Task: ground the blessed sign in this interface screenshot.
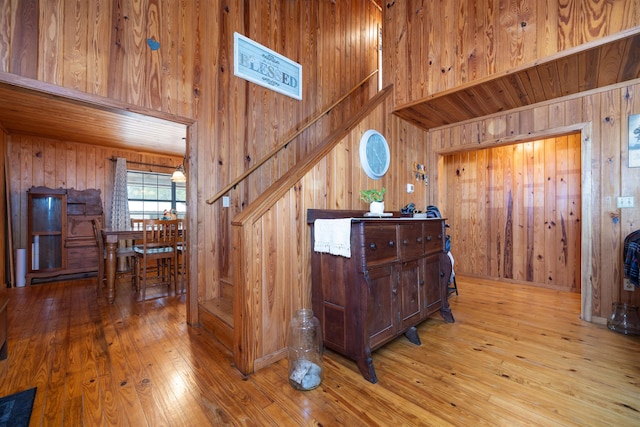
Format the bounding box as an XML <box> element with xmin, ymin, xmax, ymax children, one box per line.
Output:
<box><xmin>234</xmin><ymin>32</ymin><xmax>302</xmax><ymax>100</ymax></box>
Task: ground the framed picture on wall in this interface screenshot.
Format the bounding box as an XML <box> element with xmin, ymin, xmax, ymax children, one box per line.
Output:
<box><xmin>629</xmin><ymin>113</ymin><xmax>640</xmax><ymax>167</ymax></box>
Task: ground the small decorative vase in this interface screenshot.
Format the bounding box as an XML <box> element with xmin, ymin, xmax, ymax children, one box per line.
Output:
<box><xmin>369</xmin><ymin>201</ymin><xmax>385</xmax><ymax>215</ymax></box>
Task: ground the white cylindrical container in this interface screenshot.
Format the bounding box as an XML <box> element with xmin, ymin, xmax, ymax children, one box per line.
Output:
<box><xmin>33</xmin><ymin>235</ymin><xmax>39</xmax><ymax>270</ymax></box>
<box><xmin>15</xmin><ymin>248</ymin><xmax>26</xmax><ymax>287</ymax></box>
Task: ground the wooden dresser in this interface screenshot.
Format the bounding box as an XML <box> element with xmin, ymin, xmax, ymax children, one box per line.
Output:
<box><xmin>308</xmin><ymin>209</ymin><xmax>454</xmax><ymax>383</ymax></box>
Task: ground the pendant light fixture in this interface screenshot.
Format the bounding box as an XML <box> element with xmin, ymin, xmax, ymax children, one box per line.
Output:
<box><xmin>171</xmin><ymin>160</ymin><xmax>187</xmax><ymax>183</ymax></box>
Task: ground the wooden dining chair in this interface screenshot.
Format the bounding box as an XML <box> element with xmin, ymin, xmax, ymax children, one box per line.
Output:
<box><xmin>92</xmin><ymin>218</ymin><xmax>136</xmax><ymax>294</ymax></box>
<box><xmin>133</xmin><ymin>219</ymin><xmax>179</xmax><ymax>301</ymax></box>
<box><xmin>176</xmin><ymin>217</ymin><xmax>187</xmax><ymax>294</ymax></box>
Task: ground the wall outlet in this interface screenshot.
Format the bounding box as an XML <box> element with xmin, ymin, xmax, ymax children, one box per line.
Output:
<box><xmin>406</xmin><ymin>183</ymin><xmax>414</xmax><ymax>193</ymax></box>
<box><xmin>222</xmin><ymin>196</ymin><xmax>230</xmax><ymax>208</ymax></box>
<box><xmin>616</xmin><ymin>196</ymin><xmax>635</xmax><ymax>208</ymax></box>
<box><xmin>623</xmin><ymin>279</ymin><xmax>635</xmax><ymax>291</ymax></box>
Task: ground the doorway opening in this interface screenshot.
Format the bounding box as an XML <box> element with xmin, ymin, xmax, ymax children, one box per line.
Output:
<box><xmin>436</xmin><ymin>124</ymin><xmax>592</xmax><ymax>320</ymax></box>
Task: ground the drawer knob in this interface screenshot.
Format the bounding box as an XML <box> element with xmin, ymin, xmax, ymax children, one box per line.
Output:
<box><xmin>369</xmin><ymin>243</ymin><xmax>377</xmax><ymax>250</ymax></box>
<box><xmin>388</xmin><ymin>240</ymin><xmax>395</xmax><ymax>247</ymax></box>
<box><xmin>402</xmin><ymin>239</ymin><xmax>409</xmax><ymax>246</ymax></box>
<box><xmin>416</xmin><ymin>237</ymin><xmax>423</xmax><ymax>243</ymax></box>
<box><xmin>426</xmin><ymin>236</ymin><xmax>432</xmax><ymax>241</ymax></box>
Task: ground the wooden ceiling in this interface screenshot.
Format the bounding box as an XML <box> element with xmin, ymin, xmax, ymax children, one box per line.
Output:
<box><xmin>0</xmin><ymin>73</ymin><xmax>190</xmax><ymax>156</ymax></box>
<box><xmin>393</xmin><ymin>26</ymin><xmax>640</xmax><ymax>131</ymax></box>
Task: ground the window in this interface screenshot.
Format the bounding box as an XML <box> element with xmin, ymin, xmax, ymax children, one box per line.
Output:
<box><xmin>127</xmin><ymin>171</ymin><xmax>186</xmax><ymax>219</ymax></box>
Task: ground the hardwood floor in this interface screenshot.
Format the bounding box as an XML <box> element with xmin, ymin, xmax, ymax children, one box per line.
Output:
<box><xmin>0</xmin><ymin>276</ymin><xmax>639</xmax><ymax>426</ymax></box>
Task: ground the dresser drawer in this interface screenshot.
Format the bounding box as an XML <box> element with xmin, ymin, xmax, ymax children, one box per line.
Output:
<box><xmin>399</xmin><ymin>223</ymin><xmax>424</xmax><ymax>259</ymax></box>
<box><xmin>363</xmin><ymin>224</ymin><xmax>397</xmax><ymax>264</ymax></box>
<box><xmin>423</xmin><ymin>221</ymin><xmax>444</xmax><ymax>254</ymax></box>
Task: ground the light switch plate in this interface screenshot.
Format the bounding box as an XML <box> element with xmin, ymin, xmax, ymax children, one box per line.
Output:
<box><xmin>222</xmin><ymin>196</ymin><xmax>230</xmax><ymax>207</ymax></box>
<box><xmin>616</xmin><ymin>196</ymin><xmax>635</xmax><ymax>208</ymax></box>
<box><xmin>406</xmin><ymin>183</ymin><xmax>414</xmax><ymax>193</ymax></box>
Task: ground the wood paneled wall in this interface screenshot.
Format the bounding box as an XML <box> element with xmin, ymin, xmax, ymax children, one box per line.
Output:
<box><xmin>6</xmin><ymin>134</ymin><xmax>183</xmax><ymax>255</ymax></box>
<box><xmin>1</xmin><ymin>0</ymin><xmax>195</xmax><ymax>118</ymax></box>
<box><xmin>385</xmin><ymin>0</ymin><xmax>640</xmax><ymax>107</ymax></box>
<box><xmin>383</xmin><ymin>1</ymin><xmax>640</xmax><ymax>320</ymax></box>
<box><xmin>0</xmin><ymin>128</ymin><xmax>6</xmax><ymax>287</ymax></box>
<box><xmin>428</xmin><ymin>81</ymin><xmax>640</xmax><ymax>320</ymax></box>
<box><xmin>196</xmin><ymin>0</ymin><xmax>383</xmax><ymax>304</ymax></box>
<box><xmin>0</xmin><ymin>1</ymin><xmax>384</xmax><ymax>316</ymax></box>
<box><xmin>230</xmin><ymin>93</ymin><xmax>439</xmax><ymax>372</ymax></box>
<box><xmin>441</xmin><ymin>134</ymin><xmax>582</xmax><ymax>292</ymax></box>
<box><xmin>1</xmin><ymin>0</ymin><xmax>638</xmax><ymax>370</ymax></box>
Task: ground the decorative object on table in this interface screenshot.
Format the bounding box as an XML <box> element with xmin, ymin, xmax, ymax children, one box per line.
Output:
<box><xmin>359</xmin><ymin>129</ymin><xmax>390</xmax><ymax>179</ymax></box>
<box><xmin>401</xmin><ymin>202</ymin><xmax>416</xmax><ymax>215</ymax></box>
<box><xmin>162</xmin><ymin>209</ymin><xmax>178</xmax><ymax>220</ymax></box>
<box><xmin>287</xmin><ymin>309</ymin><xmax>323</xmax><ymax>390</ymax></box>
<box><xmin>0</xmin><ymin>387</ymin><xmax>36</xmax><ymax>427</ymax></box>
<box><xmin>360</xmin><ymin>187</ymin><xmax>386</xmax><ymax>215</ymax></box>
<box><xmin>313</xmin><ymin>218</ymin><xmax>352</xmax><ymax>258</ymax></box>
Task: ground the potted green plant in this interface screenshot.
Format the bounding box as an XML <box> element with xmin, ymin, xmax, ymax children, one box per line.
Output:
<box><xmin>360</xmin><ymin>188</ymin><xmax>386</xmax><ymax>214</ymax></box>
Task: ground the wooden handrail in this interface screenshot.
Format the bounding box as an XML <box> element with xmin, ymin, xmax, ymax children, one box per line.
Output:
<box><xmin>206</xmin><ymin>70</ymin><xmax>379</xmax><ymax>204</ymax></box>
<box><xmin>231</xmin><ymin>84</ymin><xmax>393</xmax><ymax>225</ymax></box>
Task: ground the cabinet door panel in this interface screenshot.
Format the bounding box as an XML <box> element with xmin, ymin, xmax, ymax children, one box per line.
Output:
<box><xmin>423</xmin><ymin>253</ymin><xmax>443</xmax><ymax>315</ymax></box>
<box><xmin>28</xmin><ymin>191</ymin><xmax>66</xmax><ymax>273</ymax></box>
<box><xmin>367</xmin><ymin>265</ymin><xmax>395</xmax><ymax>349</ymax></box>
<box><xmin>399</xmin><ymin>259</ymin><xmax>421</xmax><ymax>329</ymax></box>
<box><xmin>66</xmin><ymin>247</ymin><xmax>99</xmax><ymax>270</ymax></box>
<box><xmin>36</xmin><ymin>235</ymin><xmax>63</xmax><ymax>270</ymax></box>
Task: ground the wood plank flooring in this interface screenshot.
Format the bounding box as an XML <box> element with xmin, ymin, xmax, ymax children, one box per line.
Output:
<box><xmin>0</xmin><ymin>276</ymin><xmax>639</xmax><ymax>426</ymax></box>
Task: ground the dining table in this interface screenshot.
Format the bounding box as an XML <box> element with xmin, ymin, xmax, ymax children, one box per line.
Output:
<box><xmin>101</xmin><ymin>227</ymin><xmax>143</xmax><ymax>304</ymax></box>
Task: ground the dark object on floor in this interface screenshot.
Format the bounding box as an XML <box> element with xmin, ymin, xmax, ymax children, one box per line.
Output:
<box><xmin>0</xmin><ymin>387</ymin><xmax>36</xmax><ymax>427</ymax></box>
<box><xmin>623</xmin><ymin>229</ymin><xmax>640</xmax><ymax>287</ymax></box>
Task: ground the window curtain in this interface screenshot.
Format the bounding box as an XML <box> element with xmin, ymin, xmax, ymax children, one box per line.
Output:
<box><xmin>110</xmin><ymin>157</ymin><xmax>130</xmax><ymax>228</ymax></box>
<box><xmin>110</xmin><ymin>158</ymin><xmax>131</xmax><ymax>271</ymax></box>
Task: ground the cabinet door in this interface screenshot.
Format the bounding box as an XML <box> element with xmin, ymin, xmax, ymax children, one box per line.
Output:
<box><xmin>366</xmin><ymin>265</ymin><xmax>396</xmax><ymax>349</ymax></box>
<box><xmin>422</xmin><ymin>253</ymin><xmax>443</xmax><ymax>315</ymax></box>
<box><xmin>28</xmin><ymin>193</ymin><xmax>66</xmax><ymax>272</ymax></box>
<box><xmin>399</xmin><ymin>259</ymin><xmax>422</xmax><ymax>330</ymax></box>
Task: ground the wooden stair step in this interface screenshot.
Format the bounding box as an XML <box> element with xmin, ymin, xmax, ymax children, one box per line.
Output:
<box><xmin>199</xmin><ymin>296</ymin><xmax>233</xmax><ymax>350</ymax></box>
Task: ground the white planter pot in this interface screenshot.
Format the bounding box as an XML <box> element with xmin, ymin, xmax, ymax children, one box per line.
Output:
<box><xmin>369</xmin><ymin>201</ymin><xmax>385</xmax><ymax>214</ymax></box>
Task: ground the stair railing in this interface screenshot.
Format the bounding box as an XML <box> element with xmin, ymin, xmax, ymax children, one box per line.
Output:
<box><xmin>206</xmin><ymin>69</ymin><xmax>378</xmax><ymax>205</ymax></box>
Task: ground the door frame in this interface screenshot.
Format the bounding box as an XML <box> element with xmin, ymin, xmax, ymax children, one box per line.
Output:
<box><xmin>433</xmin><ymin>123</ymin><xmax>593</xmax><ymax>321</ymax></box>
